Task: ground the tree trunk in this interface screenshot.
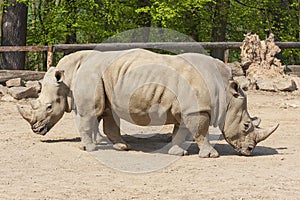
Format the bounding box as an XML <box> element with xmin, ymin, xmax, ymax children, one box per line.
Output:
<box><xmin>211</xmin><ymin>0</ymin><xmax>230</xmax><ymax>61</ymax></box>
<box><xmin>66</xmin><ymin>0</ymin><xmax>76</xmax><ymax>44</ymax></box>
<box><xmin>131</xmin><ymin>0</ymin><xmax>151</xmax><ymax>42</ymax></box>
<box><xmin>1</xmin><ymin>1</ymin><xmax>28</xmax><ymax>70</ymax></box>
<box><xmin>298</xmin><ymin>0</ymin><xmax>300</xmax><ymax>39</ymax></box>
<box><xmin>64</xmin><ymin>0</ymin><xmax>77</xmax><ymax>55</ymax></box>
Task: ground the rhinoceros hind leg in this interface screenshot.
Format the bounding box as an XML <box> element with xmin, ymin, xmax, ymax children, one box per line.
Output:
<box><xmin>168</xmin><ymin>124</ymin><xmax>189</xmax><ymax>156</ymax></box>
<box><xmin>103</xmin><ymin>111</ymin><xmax>130</xmax><ymax>151</ymax></box>
<box><xmin>93</xmin><ymin>128</ymin><xmax>109</xmax><ymax>145</ymax></box>
<box><xmin>113</xmin><ymin>143</ymin><xmax>131</xmax><ymax>151</ymax></box>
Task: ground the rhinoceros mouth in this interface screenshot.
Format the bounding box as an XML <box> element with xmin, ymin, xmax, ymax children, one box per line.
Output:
<box><xmin>240</xmin><ymin>146</ymin><xmax>254</xmax><ymax>156</ymax></box>
<box><xmin>33</xmin><ymin>126</ymin><xmax>48</xmax><ymax>135</ymax></box>
<box><xmin>32</xmin><ymin>121</ymin><xmax>49</xmax><ymax>135</ymax></box>
<box><xmin>32</xmin><ymin>125</ymin><xmax>48</xmax><ymax>135</ymax></box>
<box><xmin>237</xmin><ymin>144</ymin><xmax>255</xmax><ymax>156</ymax></box>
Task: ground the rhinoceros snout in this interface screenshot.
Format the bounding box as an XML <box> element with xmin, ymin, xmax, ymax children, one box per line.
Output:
<box><xmin>239</xmin><ymin>124</ymin><xmax>279</xmax><ymax>156</ymax></box>
<box><xmin>33</xmin><ymin>125</ymin><xmax>48</xmax><ymax>135</ymax></box>
<box><xmin>240</xmin><ymin>144</ymin><xmax>255</xmax><ymax>156</ymax></box>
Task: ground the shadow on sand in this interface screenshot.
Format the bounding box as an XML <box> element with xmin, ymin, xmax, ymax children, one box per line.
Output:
<box><xmin>214</xmin><ymin>144</ymin><xmax>278</xmax><ymax>157</ymax></box>
<box><xmin>107</xmin><ymin>133</ymin><xmax>279</xmax><ymax>157</ymax></box>
<box><xmin>41</xmin><ymin>137</ymin><xmax>81</xmax><ymax>143</ymax></box>
<box><xmin>41</xmin><ymin>133</ymin><xmax>279</xmax><ymax>157</ymax></box>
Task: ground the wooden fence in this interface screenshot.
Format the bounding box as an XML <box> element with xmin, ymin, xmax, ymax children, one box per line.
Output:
<box><xmin>1</xmin><ymin>42</ymin><xmax>300</xmax><ymax>70</ymax></box>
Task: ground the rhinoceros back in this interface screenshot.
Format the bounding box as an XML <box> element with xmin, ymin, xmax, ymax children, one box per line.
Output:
<box><xmin>100</xmin><ymin>49</ymin><xmax>214</xmax><ymax>126</ymax></box>
<box><xmin>71</xmin><ymin>49</ymin><xmax>229</xmax><ymax>128</ymax></box>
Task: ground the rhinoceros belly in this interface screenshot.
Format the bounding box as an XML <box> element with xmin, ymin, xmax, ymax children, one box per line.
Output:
<box><xmin>110</xmin><ymin>83</ymin><xmax>178</xmax><ymax>126</ymax></box>
<box><xmin>101</xmin><ymin>49</ymin><xmax>213</xmax><ymax>127</ymax></box>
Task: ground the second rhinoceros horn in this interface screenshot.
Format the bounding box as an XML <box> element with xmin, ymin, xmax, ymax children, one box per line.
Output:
<box><xmin>17</xmin><ymin>104</ymin><xmax>34</xmax><ymax>124</ymax></box>
<box><xmin>255</xmin><ymin>124</ymin><xmax>279</xmax><ymax>143</ymax></box>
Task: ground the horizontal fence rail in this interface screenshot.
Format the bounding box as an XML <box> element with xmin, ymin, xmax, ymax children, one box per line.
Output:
<box><xmin>53</xmin><ymin>42</ymin><xmax>300</xmax><ymax>51</ymax></box>
<box><xmin>53</xmin><ymin>42</ymin><xmax>243</xmax><ymax>52</ymax></box>
<box><xmin>0</xmin><ymin>42</ymin><xmax>300</xmax><ymax>69</ymax></box>
<box><xmin>0</xmin><ymin>46</ymin><xmax>49</xmax><ymax>52</ymax></box>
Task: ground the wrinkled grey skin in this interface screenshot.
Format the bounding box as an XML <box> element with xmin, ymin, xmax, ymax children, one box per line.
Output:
<box><xmin>18</xmin><ymin>49</ymin><xmax>278</xmax><ymax>158</ymax></box>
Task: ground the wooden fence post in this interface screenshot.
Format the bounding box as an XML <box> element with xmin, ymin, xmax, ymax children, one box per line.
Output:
<box><xmin>47</xmin><ymin>46</ymin><xmax>54</xmax><ymax>70</ymax></box>
<box><xmin>224</xmin><ymin>49</ymin><xmax>229</xmax><ymax>63</ymax></box>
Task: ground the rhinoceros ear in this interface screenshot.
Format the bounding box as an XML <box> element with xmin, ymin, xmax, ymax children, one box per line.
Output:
<box><xmin>55</xmin><ymin>70</ymin><xmax>64</xmax><ymax>83</ymax></box>
<box><xmin>229</xmin><ymin>81</ymin><xmax>239</xmax><ymax>97</ymax></box>
<box><xmin>229</xmin><ymin>80</ymin><xmax>244</xmax><ymax>98</ymax></box>
<box><xmin>44</xmin><ymin>68</ymin><xmax>64</xmax><ymax>86</ymax></box>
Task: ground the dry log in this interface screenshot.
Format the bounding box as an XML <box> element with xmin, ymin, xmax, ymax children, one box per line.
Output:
<box><xmin>0</xmin><ymin>70</ymin><xmax>45</xmax><ymax>85</ymax></box>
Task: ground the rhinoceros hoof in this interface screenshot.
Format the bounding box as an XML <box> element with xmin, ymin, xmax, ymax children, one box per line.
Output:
<box><xmin>168</xmin><ymin>145</ymin><xmax>188</xmax><ymax>156</ymax></box>
<box><xmin>113</xmin><ymin>143</ymin><xmax>131</xmax><ymax>151</ymax></box>
<box><xmin>199</xmin><ymin>147</ymin><xmax>219</xmax><ymax>158</ymax></box>
<box><xmin>80</xmin><ymin>143</ymin><xmax>97</xmax><ymax>152</ymax></box>
<box><xmin>94</xmin><ymin>137</ymin><xmax>108</xmax><ymax>145</ymax></box>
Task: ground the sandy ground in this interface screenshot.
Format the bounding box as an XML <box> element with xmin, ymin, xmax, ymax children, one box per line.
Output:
<box><xmin>0</xmin><ymin>90</ymin><xmax>300</xmax><ymax>199</ymax></box>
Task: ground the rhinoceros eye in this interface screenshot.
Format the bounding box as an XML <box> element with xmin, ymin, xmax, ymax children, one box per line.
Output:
<box><xmin>46</xmin><ymin>104</ymin><xmax>53</xmax><ymax>112</ymax></box>
<box><xmin>243</xmin><ymin>121</ymin><xmax>252</xmax><ymax>133</ymax></box>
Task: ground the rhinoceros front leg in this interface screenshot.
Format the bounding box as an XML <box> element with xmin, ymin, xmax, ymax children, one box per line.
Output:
<box><xmin>168</xmin><ymin>124</ymin><xmax>189</xmax><ymax>156</ymax></box>
<box><xmin>75</xmin><ymin>115</ymin><xmax>98</xmax><ymax>152</ymax></box>
<box><xmin>103</xmin><ymin>111</ymin><xmax>131</xmax><ymax>151</ymax></box>
<box><xmin>185</xmin><ymin>112</ymin><xmax>219</xmax><ymax>158</ymax></box>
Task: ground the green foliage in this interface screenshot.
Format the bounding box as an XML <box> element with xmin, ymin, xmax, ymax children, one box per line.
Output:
<box><xmin>227</xmin><ymin>0</ymin><xmax>300</xmax><ymax>63</ymax></box>
<box><xmin>136</xmin><ymin>0</ymin><xmax>213</xmax><ymax>41</ymax></box>
<box><xmin>3</xmin><ymin>0</ymin><xmax>299</xmax><ymax>69</ymax></box>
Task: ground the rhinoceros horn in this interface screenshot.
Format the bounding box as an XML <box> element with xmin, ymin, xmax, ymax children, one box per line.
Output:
<box><xmin>17</xmin><ymin>104</ymin><xmax>34</xmax><ymax>124</ymax></box>
<box><xmin>255</xmin><ymin>124</ymin><xmax>279</xmax><ymax>143</ymax></box>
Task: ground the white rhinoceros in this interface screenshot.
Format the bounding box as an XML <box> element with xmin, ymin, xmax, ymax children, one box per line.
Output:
<box><xmin>18</xmin><ymin>49</ymin><xmax>278</xmax><ymax>157</ymax></box>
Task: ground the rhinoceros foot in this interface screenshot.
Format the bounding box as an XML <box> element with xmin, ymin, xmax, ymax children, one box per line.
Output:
<box><xmin>93</xmin><ymin>133</ymin><xmax>108</xmax><ymax>145</ymax></box>
<box><xmin>199</xmin><ymin>147</ymin><xmax>219</xmax><ymax>158</ymax></box>
<box><xmin>168</xmin><ymin>145</ymin><xmax>188</xmax><ymax>156</ymax></box>
<box><xmin>80</xmin><ymin>143</ymin><xmax>97</xmax><ymax>152</ymax></box>
<box><xmin>113</xmin><ymin>143</ymin><xmax>131</xmax><ymax>151</ymax></box>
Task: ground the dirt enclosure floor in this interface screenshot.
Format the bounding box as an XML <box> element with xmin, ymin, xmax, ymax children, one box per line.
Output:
<box><xmin>0</xmin><ymin>90</ymin><xmax>300</xmax><ymax>199</ymax></box>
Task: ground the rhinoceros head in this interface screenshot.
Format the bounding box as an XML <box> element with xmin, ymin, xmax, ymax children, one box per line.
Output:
<box><xmin>222</xmin><ymin>81</ymin><xmax>279</xmax><ymax>156</ymax></box>
<box><xmin>17</xmin><ymin>67</ymin><xmax>69</xmax><ymax>135</ymax></box>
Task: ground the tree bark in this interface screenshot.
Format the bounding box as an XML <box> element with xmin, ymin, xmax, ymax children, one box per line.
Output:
<box><xmin>298</xmin><ymin>0</ymin><xmax>300</xmax><ymax>39</ymax></box>
<box><xmin>64</xmin><ymin>0</ymin><xmax>77</xmax><ymax>55</ymax></box>
<box><xmin>66</xmin><ymin>0</ymin><xmax>76</xmax><ymax>44</ymax></box>
<box><xmin>211</xmin><ymin>0</ymin><xmax>230</xmax><ymax>61</ymax></box>
<box><xmin>1</xmin><ymin>1</ymin><xmax>28</xmax><ymax>70</ymax></box>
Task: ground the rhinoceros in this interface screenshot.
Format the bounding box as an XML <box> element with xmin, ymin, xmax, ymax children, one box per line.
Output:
<box><xmin>18</xmin><ymin>49</ymin><xmax>278</xmax><ymax>157</ymax></box>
